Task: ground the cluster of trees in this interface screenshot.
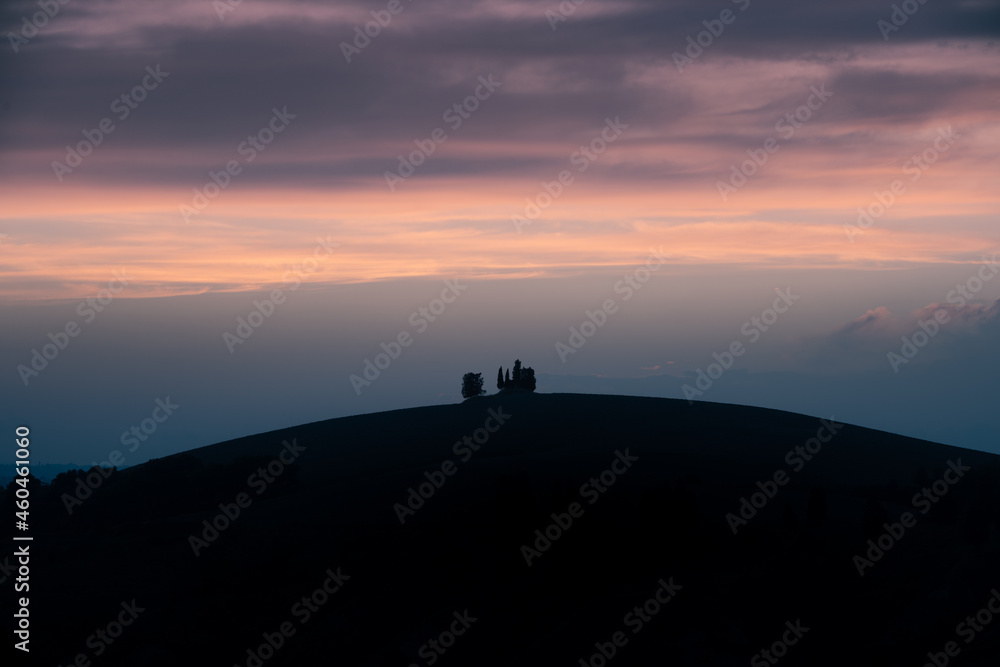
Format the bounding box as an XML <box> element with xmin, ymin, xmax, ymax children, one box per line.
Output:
<box><xmin>461</xmin><ymin>359</ymin><xmax>536</xmax><ymax>399</ymax></box>
<box><xmin>498</xmin><ymin>359</ymin><xmax>536</xmax><ymax>392</ymax></box>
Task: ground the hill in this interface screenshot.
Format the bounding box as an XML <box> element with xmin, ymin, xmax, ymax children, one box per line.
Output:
<box><xmin>4</xmin><ymin>394</ymin><xmax>999</xmax><ymax>666</ymax></box>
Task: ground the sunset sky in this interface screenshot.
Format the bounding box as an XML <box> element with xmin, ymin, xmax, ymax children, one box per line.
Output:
<box><xmin>2</xmin><ymin>0</ymin><xmax>999</xmax><ymax>464</ymax></box>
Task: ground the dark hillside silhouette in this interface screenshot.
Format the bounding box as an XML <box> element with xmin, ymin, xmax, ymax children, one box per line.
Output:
<box><xmin>5</xmin><ymin>394</ymin><xmax>999</xmax><ymax>666</ymax></box>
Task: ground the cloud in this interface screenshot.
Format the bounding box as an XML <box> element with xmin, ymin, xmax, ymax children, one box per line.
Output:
<box><xmin>837</xmin><ymin>306</ymin><xmax>896</xmax><ymax>336</ymax></box>
<box><xmin>1</xmin><ymin>0</ymin><xmax>999</xmax><ymax>299</ymax></box>
<box><xmin>789</xmin><ymin>295</ymin><xmax>1000</xmax><ymax>375</ymax></box>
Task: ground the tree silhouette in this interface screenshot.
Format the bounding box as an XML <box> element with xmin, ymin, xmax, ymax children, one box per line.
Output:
<box><xmin>497</xmin><ymin>360</ymin><xmax>537</xmax><ymax>392</ymax></box>
<box><xmin>520</xmin><ymin>367</ymin><xmax>536</xmax><ymax>391</ymax></box>
<box><xmin>464</xmin><ymin>361</ymin><xmax>537</xmax><ymax>397</ymax></box>
<box><xmin>462</xmin><ymin>372</ymin><xmax>484</xmax><ymax>399</ymax></box>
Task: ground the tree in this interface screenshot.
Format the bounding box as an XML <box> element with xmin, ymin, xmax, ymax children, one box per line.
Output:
<box><xmin>461</xmin><ymin>372</ymin><xmax>484</xmax><ymax>399</ymax></box>
<box><xmin>520</xmin><ymin>367</ymin><xmax>536</xmax><ymax>391</ymax></box>
<box><xmin>495</xmin><ymin>360</ymin><xmax>538</xmax><ymax>392</ymax></box>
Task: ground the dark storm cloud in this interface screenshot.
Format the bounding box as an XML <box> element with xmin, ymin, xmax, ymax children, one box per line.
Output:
<box><xmin>1</xmin><ymin>0</ymin><xmax>997</xmax><ymax>185</ymax></box>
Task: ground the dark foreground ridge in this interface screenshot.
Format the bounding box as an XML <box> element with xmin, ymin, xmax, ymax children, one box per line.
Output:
<box><xmin>4</xmin><ymin>394</ymin><xmax>999</xmax><ymax>666</ymax></box>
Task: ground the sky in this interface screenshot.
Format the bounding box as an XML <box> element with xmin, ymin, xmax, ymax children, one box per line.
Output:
<box><xmin>1</xmin><ymin>0</ymin><xmax>999</xmax><ymax>466</ymax></box>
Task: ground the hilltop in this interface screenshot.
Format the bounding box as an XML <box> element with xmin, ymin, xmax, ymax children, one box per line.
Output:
<box><xmin>4</xmin><ymin>394</ymin><xmax>999</xmax><ymax>666</ymax></box>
